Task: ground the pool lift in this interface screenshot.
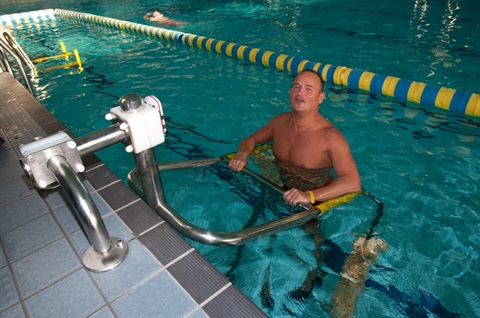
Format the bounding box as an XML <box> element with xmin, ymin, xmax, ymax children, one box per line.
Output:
<box><xmin>18</xmin><ymin>92</ymin><xmax>364</xmax><ymax>273</ymax></box>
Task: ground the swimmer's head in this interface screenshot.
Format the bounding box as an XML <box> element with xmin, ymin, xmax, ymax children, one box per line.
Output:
<box><xmin>144</xmin><ymin>10</ymin><xmax>163</xmax><ymax>20</ymax></box>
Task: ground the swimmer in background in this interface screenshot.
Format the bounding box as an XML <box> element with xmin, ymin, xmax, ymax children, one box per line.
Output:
<box><xmin>143</xmin><ymin>10</ymin><xmax>187</xmax><ymax>26</ymax></box>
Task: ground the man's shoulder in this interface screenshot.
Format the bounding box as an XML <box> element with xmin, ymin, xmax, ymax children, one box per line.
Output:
<box><xmin>270</xmin><ymin>112</ymin><xmax>292</xmax><ymax>124</ymax></box>
<box><xmin>323</xmin><ymin>124</ymin><xmax>343</xmax><ymax>135</ymax></box>
<box><xmin>322</xmin><ymin>124</ymin><xmax>350</xmax><ymax>147</ymax></box>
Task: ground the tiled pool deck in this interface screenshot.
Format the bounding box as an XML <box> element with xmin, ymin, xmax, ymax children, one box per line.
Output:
<box><xmin>0</xmin><ymin>72</ymin><xmax>267</xmax><ymax>317</ymax></box>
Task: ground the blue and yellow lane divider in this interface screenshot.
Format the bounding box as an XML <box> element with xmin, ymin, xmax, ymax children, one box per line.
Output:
<box><xmin>0</xmin><ymin>9</ymin><xmax>55</xmax><ymax>27</ymax></box>
<box><xmin>1</xmin><ymin>9</ymin><xmax>479</xmax><ymax>117</ymax></box>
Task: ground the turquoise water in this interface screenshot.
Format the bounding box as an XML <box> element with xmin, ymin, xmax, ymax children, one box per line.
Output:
<box><xmin>2</xmin><ymin>0</ymin><xmax>480</xmax><ymax>317</ymax></box>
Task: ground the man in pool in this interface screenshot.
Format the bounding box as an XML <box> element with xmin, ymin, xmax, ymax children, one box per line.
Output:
<box><xmin>228</xmin><ymin>69</ymin><xmax>361</xmax><ymax>204</ymax></box>
<box><xmin>143</xmin><ymin>10</ymin><xmax>186</xmax><ymax>26</ymax></box>
<box><xmin>229</xmin><ymin>69</ymin><xmax>387</xmax><ymax>317</ymax></box>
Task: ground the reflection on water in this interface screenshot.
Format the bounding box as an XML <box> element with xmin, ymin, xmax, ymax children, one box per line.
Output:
<box><xmin>331</xmin><ymin>236</ymin><xmax>388</xmax><ymax>318</ymax></box>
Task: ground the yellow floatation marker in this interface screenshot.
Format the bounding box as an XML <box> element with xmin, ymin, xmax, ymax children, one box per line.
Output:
<box><xmin>33</xmin><ymin>41</ymin><xmax>72</xmax><ymax>63</ymax></box>
<box><xmin>42</xmin><ymin>48</ymin><xmax>84</xmax><ymax>73</ymax></box>
<box><xmin>60</xmin><ymin>41</ymin><xmax>69</xmax><ymax>60</ymax></box>
<box><xmin>74</xmin><ymin>49</ymin><xmax>83</xmax><ymax>73</ymax></box>
<box><xmin>315</xmin><ymin>191</ymin><xmax>363</xmax><ymax>215</ymax></box>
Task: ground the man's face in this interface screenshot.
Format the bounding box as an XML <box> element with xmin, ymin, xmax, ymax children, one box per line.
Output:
<box><xmin>289</xmin><ymin>72</ymin><xmax>325</xmax><ymax>112</ymax></box>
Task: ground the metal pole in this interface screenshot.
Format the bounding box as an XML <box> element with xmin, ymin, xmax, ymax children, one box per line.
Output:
<box><xmin>3</xmin><ymin>32</ymin><xmax>36</xmax><ymax>74</ymax></box>
<box><xmin>47</xmin><ymin>155</ymin><xmax>111</xmax><ymax>252</ymax></box>
<box><xmin>0</xmin><ymin>40</ymin><xmax>34</xmax><ymax>96</ymax></box>
<box><xmin>133</xmin><ymin>148</ymin><xmax>166</xmax><ymax>208</ymax></box>
<box><xmin>47</xmin><ymin>155</ymin><xmax>128</xmax><ymax>272</ymax></box>
<box><xmin>0</xmin><ymin>46</ymin><xmax>13</xmax><ymax>74</ymax></box>
<box><xmin>75</xmin><ymin>124</ymin><xmax>128</xmax><ymax>156</ymax></box>
<box><xmin>155</xmin><ymin>200</ymin><xmax>319</xmax><ymax>246</ymax></box>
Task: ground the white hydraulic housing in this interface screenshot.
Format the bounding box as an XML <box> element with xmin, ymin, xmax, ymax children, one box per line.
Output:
<box><xmin>106</xmin><ymin>93</ymin><xmax>166</xmax><ymax>154</ymax></box>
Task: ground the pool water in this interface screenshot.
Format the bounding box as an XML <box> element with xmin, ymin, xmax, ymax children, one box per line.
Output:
<box><xmin>3</xmin><ymin>0</ymin><xmax>480</xmax><ymax>317</ymax></box>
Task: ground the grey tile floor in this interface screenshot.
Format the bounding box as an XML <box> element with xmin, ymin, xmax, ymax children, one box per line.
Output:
<box><xmin>0</xmin><ymin>72</ymin><xmax>267</xmax><ymax>317</ymax></box>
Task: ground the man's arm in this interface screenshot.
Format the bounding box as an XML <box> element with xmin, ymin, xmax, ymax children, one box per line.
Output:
<box><xmin>284</xmin><ymin>128</ymin><xmax>361</xmax><ymax>205</ymax></box>
<box><xmin>228</xmin><ymin>118</ymin><xmax>277</xmax><ymax>172</ymax></box>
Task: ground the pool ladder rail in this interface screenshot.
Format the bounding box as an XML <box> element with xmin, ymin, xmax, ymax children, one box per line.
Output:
<box><xmin>0</xmin><ymin>29</ymin><xmax>36</xmax><ymax>96</ymax></box>
<box><xmin>0</xmin><ymin>32</ymin><xmax>84</xmax><ymax>98</ymax></box>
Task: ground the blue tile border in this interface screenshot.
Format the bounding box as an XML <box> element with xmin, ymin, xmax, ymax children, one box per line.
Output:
<box><xmin>11</xmin><ymin>238</ymin><xmax>82</xmax><ymax>298</ymax></box>
<box><xmin>0</xmin><ymin>148</ymin><xmax>19</xmax><ymax>167</ymax></box>
<box><xmin>187</xmin><ymin>308</ymin><xmax>209</xmax><ymax>318</ymax></box>
<box><xmin>0</xmin><ymin>303</ymin><xmax>26</xmax><ymax>318</ymax></box>
<box><xmin>24</xmin><ymin>269</ymin><xmax>105</xmax><ymax>317</ymax></box>
<box><xmin>88</xmin><ymin>306</ymin><xmax>115</xmax><ymax>318</ymax></box>
<box><xmin>53</xmin><ymin>204</ymin><xmax>83</xmax><ymax>235</ymax></box>
<box><xmin>0</xmin><ymin>178</ymin><xmax>36</xmax><ymax>208</ymax></box>
<box><xmin>90</xmin><ymin>240</ymin><xmax>163</xmax><ymax>302</ymax></box>
<box><xmin>0</xmin><ymin>245</ymin><xmax>6</xmax><ymax>268</ymax></box>
<box><xmin>111</xmin><ymin>270</ymin><xmax>198</xmax><ymax>318</ymax></box>
<box><xmin>0</xmin><ymin>160</ymin><xmax>25</xmax><ymax>185</ymax></box>
<box><xmin>68</xmin><ymin>229</ymin><xmax>92</xmax><ymax>258</ymax></box>
<box><xmin>0</xmin><ymin>193</ymin><xmax>49</xmax><ymax>235</ymax></box>
<box><xmin>1</xmin><ymin>214</ymin><xmax>64</xmax><ymax>262</ymax></box>
<box><xmin>0</xmin><ymin>266</ymin><xmax>19</xmax><ymax>312</ymax></box>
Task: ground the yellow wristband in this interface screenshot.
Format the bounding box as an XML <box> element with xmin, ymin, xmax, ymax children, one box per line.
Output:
<box><xmin>307</xmin><ymin>191</ymin><xmax>315</xmax><ymax>204</ymax></box>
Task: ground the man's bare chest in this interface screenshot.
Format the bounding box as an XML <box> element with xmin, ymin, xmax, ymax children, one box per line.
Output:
<box><xmin>273</xmin><ymin>131</ymin><xmax>331</xmax><ymax>169</ymax></box>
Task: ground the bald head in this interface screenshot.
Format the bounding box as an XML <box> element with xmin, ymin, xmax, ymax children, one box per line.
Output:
<box><xmin>293</xmin><ymin>69</ymin><xmax>325</xmax><ymax>93</ymax></box>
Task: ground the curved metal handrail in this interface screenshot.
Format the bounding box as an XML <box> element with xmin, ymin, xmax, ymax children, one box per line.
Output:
<box><xmin>0</xmin><ymin>36</ymin><xmax>35</xmax><ymax>96</ymax></box>
<box><xmin>0</xmin><ymin>45</ymin><xmax>12</xmax><ymax>73</ymax></box>
<box><xmin>127</xmin><ymin>154</ymin><xmax>361</xmax><ymax>246</ymax></box>
<box><xmin>2</xmin><ymin>32</ymin><xmax>36</xmax><ymax>76</ymax></box>
<box><xmin>47</xmin><ymin>155</ymin><xmax>112</xmax><ymax>253</ymax></box>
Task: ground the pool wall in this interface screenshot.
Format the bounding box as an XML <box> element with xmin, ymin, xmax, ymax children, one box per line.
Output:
<box><xmin>1</xmin><ymin>8</ymin><xmax>478</xmax><ymax>117</ymax></box>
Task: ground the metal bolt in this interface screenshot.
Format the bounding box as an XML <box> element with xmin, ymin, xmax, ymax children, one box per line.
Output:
<box><xmin>119</xmin><ymin>93</ymin><xmax>143</xmax><ymax>112</ymax></box>
<box><xmin>116</xmin><ymin>239</ymin><xmax>124</xmax><ymax>248</ymax></box>
<box><xmin>66</xmin><ymin>140</ymin><xmax>77</xmax><ymax>149</ymax></box>
<box><xmin>37</xmin><ymin>179</ymin><xmax>47</xmax><ymax>188</ymax></box>
<box><xmin>75</xmin><ymin>163</ymin><xmax>85</xmax><ymax>173</ymax></box>
<box><xmin>27</xmin><ymin>155</ymin><xmax>35</xmax><ymax>164</ymax></box>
